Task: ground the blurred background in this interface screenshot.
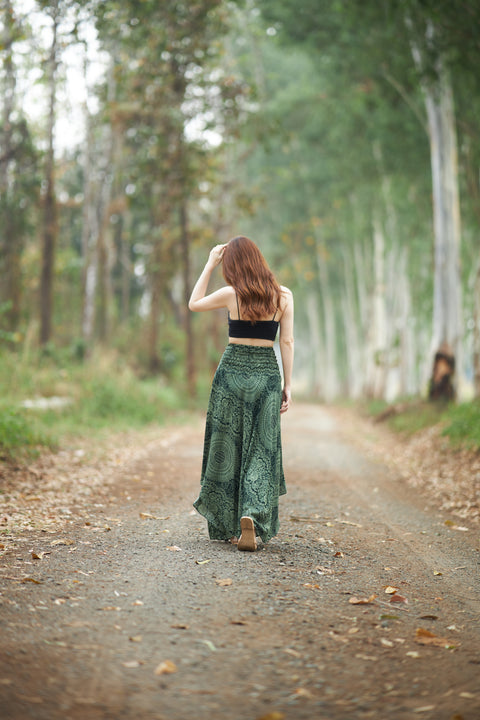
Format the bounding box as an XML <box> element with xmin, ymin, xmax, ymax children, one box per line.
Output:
<box><xmin>1</xmin><ymin>0</ymin><xmax>480</xmax><ymax>454</ymax></box>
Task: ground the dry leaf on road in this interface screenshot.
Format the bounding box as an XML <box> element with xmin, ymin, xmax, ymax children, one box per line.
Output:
<box><xmin>349</xmin><ymin>594</ymin><xmax>376</xmax><ymax>605</ymax></box>
<box><xmin>415</xmin><ymin>628</ymin><xmax>458</xmax><ymax>648</ymax></box>
<box><xmin>154</xmin><ymin>660</ymin><xmax>177</xmax><ymax>676</ymax></box>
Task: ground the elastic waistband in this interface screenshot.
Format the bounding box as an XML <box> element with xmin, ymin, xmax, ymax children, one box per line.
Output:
<box><xmin>225</xmin><ymin>343</ymin><xmax>275</xmax><ymax>355</ymax></box>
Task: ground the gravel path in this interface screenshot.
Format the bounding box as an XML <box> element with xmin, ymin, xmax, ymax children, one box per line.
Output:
<box><xmin>1</xmin><ymin>404</ymin><xmax>479</xmax><ymax>720</ymax></box>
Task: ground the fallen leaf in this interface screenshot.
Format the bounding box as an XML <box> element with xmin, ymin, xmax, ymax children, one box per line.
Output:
<box><xmin>354</xmin><ymin>654</ymin><xmax>378</xmax><ymax>661</ymax></box>
<box><xmin>419</xmin><ymin>615</ymin><xmax>438</xmax><ymax>620</ymax></box>
<box><xmin>230</xmin><ymin>620</ymin><xmax>248</xmax><ymax>626</ymax></box>
<box><xmin>129</xmin><ymin>635</ymin><xmax>143</xmax><ymax>643</ymax></box>
<box><xmin>166</xmin><ymin>546</ymin><xmax>182</xmax><ymax>552</ymax></box>
<box><xmin>406</xmin><ymin>651</ymin><xmax>420</xmax><ymax>658</ymax></box>
<box><xmin>132</xmin><ymin>600</ymin><xmax>144</xmax><ymax>606</ymax></box>
<box><xmin>459</xmin><ymin>692</ymin><xmax>475</xmax><ymax>699</ymax></box>
<box><xmin>101</xmin><ymin>606</ymin><xmax>121</xmax><ymax>611</ymax></box>
<box><xmin>380</xmin><ymin>638</ymin><xmax>394</xmax><ymax>647</ymax></box>
<box><xmin>154</xmin><ymin>660</ymin><xmax>178</xmax><ymax>676</ymax></box>
<box><xmin>139</xmin><ymin>512</ymin><xmax>157</xmax><ymax>520</ymax></box>
<box><xmin>216</xmin><ymin>578</ymin><xmax>232</xmax><ymax>587</ymax></box>
<box><xmin>415</xmin><ymin>627</ymin><xmax>458</xmax><ymax>648</ymax></box>
<box><xmin>199</xmin><ymin>640</ymin><xmax>216</xmax><ymax>652</ymax></box>
<box><xmin>21</xmin><ymin>577</ymin><xmax>42</xmax><ymax>584</ymax></box>
<box><xmin>255</xmin><ymin>713</ymin><xmax>285</xmax><ymax>720</ymax></box>
<box><xmin>31</xmin><ymin>551</ymin><xmax>47</xmax><ymax>560</ymax></box>
<box><xmin>384</xmin><ymin>586</ymin><xmax>399</xmax><ymax>594</ymax></box>
<box><xmin>413</xmin><ymin>706</ymin><xmax>436</xmax><ymax>713</ymax></box>
<box><xmin>317</xmin><ymin>566</ymin><xmax>334</xmax><ymax>575</ymax></box>
<box><xmin>334</xmin><ymin>551</ymin><xmax>344</xmax><ymax>558</ymax></box>
<box><xmin>294</xmin><ymin>688</ymin><xmax>314</xmax><ymax>699</ymax></box>
<box><xmin>122</xmin><ymin>660</ymin><xmax>141</xmax><ymax>668</ymax></box>
<box><xmin>171</xmin><ymin>623</ymin><xmax>189</xmax><ymax>630</ymax></box>
<box><xmin>390</xmin><ymin>594</ymin><xmax>408</xmax><ymax>604</ymax></box>
<box><xmin>284</xmin><ymin>648</ymin><xmax>301</xmax><ymax>658</ymax></box>
<box><xmin>349</xmin><ymin>594</ymin><xmax>376</xmax><ymax>605</ymax></box>
<box><xmin>433</xmin><ymin>570</ymin><xmax>443</xmax><ymax>576</ymax></box>
<box><xmin>303</xmin><ymin>583</ymin><xmax>321</xmax><ymax>589</ymax></box>
<box><xmin>195</xmin><ymin>559</ymin><xmax>211</xmax><ymax>565</ymax></box>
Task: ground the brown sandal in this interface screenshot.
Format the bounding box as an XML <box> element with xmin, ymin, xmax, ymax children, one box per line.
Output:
<box><xmin>237</xmin><ymin>517</ymin><xmax>257</xmax><ymax>552</ymax></box>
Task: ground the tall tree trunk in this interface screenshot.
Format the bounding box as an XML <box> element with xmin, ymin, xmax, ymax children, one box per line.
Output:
<box><xmin>118</xmin><ymin>213</ymin><xmax>130</xmax><ymax>322</ymax></box>
<box><xmin>96</xmin><ymin>60</ymin><xmax>118</xmax><ymax>344</ymax></box>
<box><xmin>397</xmin><ymin>248</ymin><xmax>417</xmax><ymax>397</ymax></box>
<box><xmin>409</xmin><ymin>26</ymin><xmax>463</xmax><ymax>389</ymax></box>
<box><xmin>306</xmin><ymin>291</ymin><xmax>324</xmax><ymax>397</ymax></box>
<box><xmin>180</xmin><ymin>200</ymin><xmax>196</xmax><ymax>396</ymax></box>
<box><xmin>315</xmin><ymin>246</ymin><xmax>339</xmax><ymax>401</ymax></box>
<box><xmin>39</xmin><ymin>2</ymin><xmax>59</xmax><ymax>346</ymax></box>
<box><xmin>0</xmin><ymin>0</ymin><xmax>21</xmax><ymax>333</ymax></box>
<box><xmin>366</xmin><ymin>215</ymin><xmax>387</xmax><ymax>399</ymax></box>
<box><xmin>148</xmin><ymin>234</ymin><xmax>163</xmax><ymax>374</ymax></box>
<box><xmin>341</xmin><ymin>247</ymin><xmax>363</xmax><ymax>399</ymax></box>
<box><xmin>81</xmin><ymin>102</ymin><xmax>98</xmax><ymax>350</ymax></box>
<box><xmin>474</xmin><ymin>261</ymin><xmax>480</xmax><ymax>399</ymax></box>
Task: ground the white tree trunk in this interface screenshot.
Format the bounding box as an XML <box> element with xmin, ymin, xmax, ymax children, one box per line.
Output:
<box><xmin>306</xmin><ymin>291</ymin><xmax>324</xmax><ymax>398</ymax></box>
<box><xmin>81</xmin><ymin>104</ymin><xmax>98</xmax><ymax>345</ymax></box>
<box><xmin>474</xmin><ymin>261</ymin><xmax>480</xmax><ymax>399</ymax></box>
<box><xmin>316</xmin><ymin>248</ymin><xmax>339</xmax><ymax>401</ymax></box>
<box><xmin>366</xmin><ymin>216</ymin><xmax>387</xmax><ymax>399</ymax></box>
<box><xmin>341</xmin><ymin>247</ymin><xmax>363</xmax><ymax>399</ymax></box>
<box><xmin>409</xmin><ymin>26</ymin><xmax>463</xmax><ymax>390</ymax></box>
<box><xmin>397</xmin><ymin>249</ymin><xmax>417</xmax><ymax>396</ymax></box>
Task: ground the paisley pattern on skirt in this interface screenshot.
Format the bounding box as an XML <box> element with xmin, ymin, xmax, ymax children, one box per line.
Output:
<box><xmin>194</xmin><ymin>343</ymin><xmax>286</xmax><ymax>543</ymax></box>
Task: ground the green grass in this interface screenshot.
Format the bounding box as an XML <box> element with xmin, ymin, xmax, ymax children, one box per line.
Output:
<box><xmin>0</xmin><ymin>348</ymin><xmax>190</xmax><ymax>459</ymax></box>
<box><xmin>442</xmin><ymin>401</ymin><xmax>480</xmax><ymax>450</ymax></box>
<box><xmin>0</xmin><ymin>406</ymin><xmax>56</xmax><ymax>459</ymax></box>
<box><xmin>365</xmin><ymin>397</ymin><xmax>480</xmax><ymax>451</ymax></box>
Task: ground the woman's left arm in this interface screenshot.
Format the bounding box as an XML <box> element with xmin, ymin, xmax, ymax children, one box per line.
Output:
<box><xmin>188</xmin><ymin>244</ymin><xmax>230</xmax><ymax>312</ymax></box>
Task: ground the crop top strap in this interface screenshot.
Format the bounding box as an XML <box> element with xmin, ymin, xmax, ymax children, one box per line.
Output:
<box><xmin>272</xmin><ymin>307</ymin><xmax>277</xmax><ymax>321</ymax></box>
<box><xmin>235</xmin><ymin>293</ymin><xmax>241</xmax><ymax>320</ymax></box>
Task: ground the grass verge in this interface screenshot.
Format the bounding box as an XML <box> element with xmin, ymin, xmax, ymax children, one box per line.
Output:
<box><xmin>0</xmin><ymin>349</ymin><xmax>191</xmax><ymax>460</ymax></box>
<box><xmin>365</xmin><ymin>398</ymin><xmax>480</xmax><ymax>451</ymax></box>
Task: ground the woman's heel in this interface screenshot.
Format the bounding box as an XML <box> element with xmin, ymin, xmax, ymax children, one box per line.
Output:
<box><xmin>237</xmin><ymin>516</ymin><xmax>257</xmax><ymax>551</ymax></box>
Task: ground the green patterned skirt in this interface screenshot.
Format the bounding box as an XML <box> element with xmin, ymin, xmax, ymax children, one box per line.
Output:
<box><xmin>194</xmin><ymin>344</ymin><xmax>286</xmax><ymax>543</ymax></box>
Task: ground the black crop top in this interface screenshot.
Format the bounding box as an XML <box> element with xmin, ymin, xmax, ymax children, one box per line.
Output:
<box><xmin>228</xmin><ymin>295</ymin><xmax>279</xmax><ymax>342</ymax></box>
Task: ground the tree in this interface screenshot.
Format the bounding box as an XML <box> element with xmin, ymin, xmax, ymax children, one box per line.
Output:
<box><xmin>0</xmin><ymin>1</ymin><xmax>39</xmax><ymax>338</ymax></box>
<box><xmin>38</xmin><ymin>0</ymin><xmax>60</xmax><ymax>345</ymax></box>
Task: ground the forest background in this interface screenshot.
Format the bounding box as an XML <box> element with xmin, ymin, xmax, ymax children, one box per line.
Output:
<box><xmin>1</xmin><ymin>0</ymin><xmax>480</xmax><ymax>455</ymax></box>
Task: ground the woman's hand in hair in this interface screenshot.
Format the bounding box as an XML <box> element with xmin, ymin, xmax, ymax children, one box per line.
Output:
<box><xmin>208</xmin><ymin>243</ymin><xmax>227</xmax><ymax>268</ymax></box>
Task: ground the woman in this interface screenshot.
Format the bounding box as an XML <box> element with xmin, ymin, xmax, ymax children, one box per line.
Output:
<box><xmin>188</xmin><ymin>236</ymin><xmax>294</xmax><ymax>551</ymax></box>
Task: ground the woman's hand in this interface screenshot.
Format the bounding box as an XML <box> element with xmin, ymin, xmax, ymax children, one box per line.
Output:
<box><xmin>280</xmin><ymin>387</ymin><xmax>291</xmax><ymax>414</ymax></box>
<box><xmin>207</xmin><ymin>243</ymin><xmax>227</xmax><ymax>268</ymax></box>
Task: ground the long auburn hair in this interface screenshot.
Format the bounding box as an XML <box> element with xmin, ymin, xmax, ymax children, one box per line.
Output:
<box><xmin>222</xmin><ymin>236</ymin><xmax>281</xmax><ymax>322</ymax></box>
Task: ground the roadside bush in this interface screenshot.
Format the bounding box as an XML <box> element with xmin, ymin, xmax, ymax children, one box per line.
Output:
<box><xmin>0</xmin><ymin>407</ymin><xmax>54</xmax><ymax>459</ymax></box>
<box><xmin>442</xmin><ymin>401</ymin><xmax>480</xmax><ymax>450</ymax></box>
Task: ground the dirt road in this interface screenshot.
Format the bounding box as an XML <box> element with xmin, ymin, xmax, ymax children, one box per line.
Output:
<box><xmin>1</xmin><ymin>404</ymin><xmax>479</xmax><ymax>720</ymax></box>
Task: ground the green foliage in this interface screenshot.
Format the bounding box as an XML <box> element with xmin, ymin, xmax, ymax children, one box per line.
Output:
<box><xmin>442</xmin><ymin>401</ymin><xmax>480</xmax><ymax>450</ymax></box>
<box><xmin>0</xmin><ymin>407</ymin><xmax>55</xmax><ymax>459</ymax></box>
<box><xmin>366</xmin><ymin>398</ymin><xmax>480</xmax><ymax>450</ymax></box>
<box><xmin>388</xmin><ymin>403</ymin><xmax>446</xmax><ymax>437</ymax></box>
<box><xmin>0</xmin><ymin>349</ymin><xmax>188</xmax><ymax>458</ymax></box>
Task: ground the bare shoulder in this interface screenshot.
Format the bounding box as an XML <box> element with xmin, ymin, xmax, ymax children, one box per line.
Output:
<box><xmin>280</xmin><ymin>286</ymin><xmax>293</xmax><ymax>307</ymax></box>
